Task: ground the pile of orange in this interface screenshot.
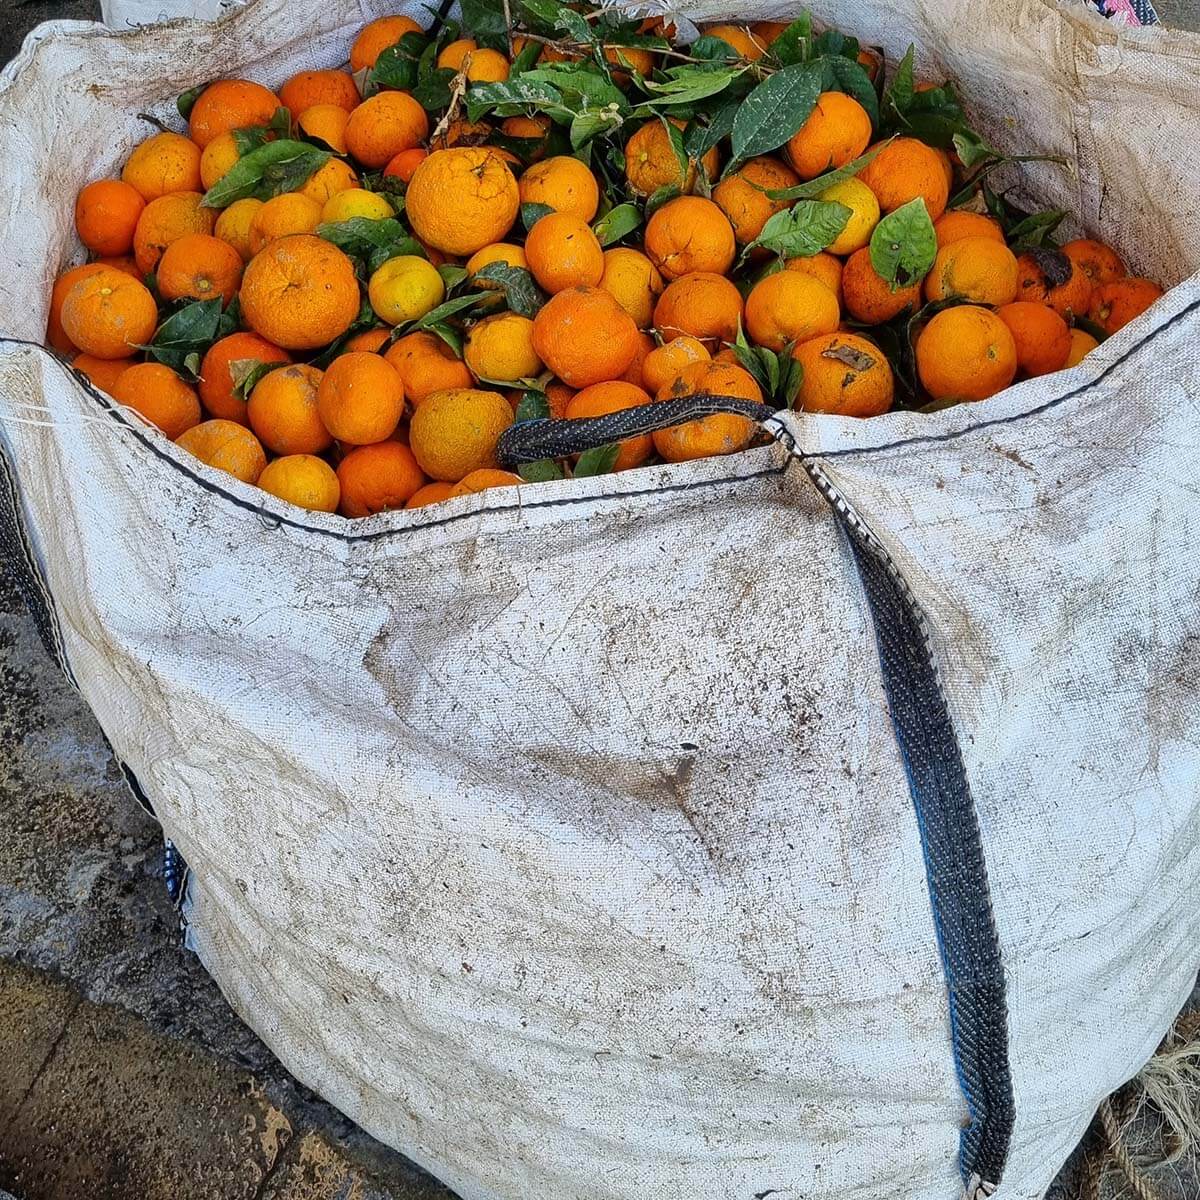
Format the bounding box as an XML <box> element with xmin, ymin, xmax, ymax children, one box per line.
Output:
<box><xmin>49</xmin><ymin>7</ymin><xmax>1166</xmax><ymax>518</ymax></box>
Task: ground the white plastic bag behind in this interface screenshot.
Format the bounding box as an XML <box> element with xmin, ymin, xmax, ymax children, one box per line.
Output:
<box><xmin>2</xmin><ymin>2</ymin><xmax>1200</xmax><ymax>1198</ymax></box>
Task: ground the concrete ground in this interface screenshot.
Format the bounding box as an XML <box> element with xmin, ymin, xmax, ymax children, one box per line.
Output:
<box><xmin>2</xmin><ymin>2</ymin><xmax>1200</xmax><ymax>1200</ymax></box>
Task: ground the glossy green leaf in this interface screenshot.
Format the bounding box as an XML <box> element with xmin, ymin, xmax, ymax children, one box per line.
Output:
<box><xmin>731</xmin><ymin>62</ymin><xmax>822</xmax><ymax>161</ymax></box>
<box><xmin>869</xmin><ymin>197</ymin><xmax>937</xmax><ymax>287</ymax></box>
<box><xmin>749</xmin><ymin>199</ymin><xmax>851</xmax><ymax>258</ymax></box>
<box><xmin>201</xmin><ymin>139</ymin><xmax>330</xmax><ymax>208</ymax></box>
<box><xmin>592</xmin><ymin>202</ymin><xmax>642</xmax><ymax>246</ymax></box>
<box><xmin>574</xmin><ymin>443</ymin><xmax>620</xmax><ymax>476</ymax></box>
<box><xmin>474</xmin><ymin>263</ymin><xmax>547</xmax><ymax>317</ymax></box>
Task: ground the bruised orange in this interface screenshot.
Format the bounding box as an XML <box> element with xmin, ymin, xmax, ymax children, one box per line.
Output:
<box><xmin>793</xmin><ymin>332</ymin><xmax>894</xmax><ymax>417</ymax></box>
<box><xmin>564</xmin><ymin>381</ymin><xmax>654</xmax><ymax>471</ymax></box>
<box><xmin>176</xmin><ymin>419</ymin><xmax>268</xmax><ymax>483</ymax></box>
<box><xmin>653</xmin><ymin>272</ymin><xmax>743</xmax><ymax>347</ymax></box>
<box><xmin>653</xmin><ymin>360</ymin><xmax>761</xmax><ymax>463</ymax></box>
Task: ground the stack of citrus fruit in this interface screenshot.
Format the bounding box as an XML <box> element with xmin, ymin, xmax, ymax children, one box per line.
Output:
<box><xmin>49</xmin><ymin>5</ymin><xmax>1165</xmax><ymax>517</ymax></box>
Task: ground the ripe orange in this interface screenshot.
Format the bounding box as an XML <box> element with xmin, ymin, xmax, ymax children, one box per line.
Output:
<box><xmin>564</xmin><ymin>381</ymin><xmax>654</xmax><ymax>471</ymax></box>
<box><xmin>75</xmin><ymin>180</ymin><xmax>145</xmax><ymax>256</ymax></box>
<box><xmin>344</xmin><ymin>328</ymin><xmax>391</xmax><ymax>353</ymax></box>
<box><xmin>916</xmin><ymin>305</ymin><xmax>1018</xmax><ymax>403</ymax></box>
<box><xmin>464</xmin><ymin>312</ymin><xmax>543</xmax><ymax>382</ymax></box>
<box><xmin>246</xmin><ymin>363</ymin><xmax>332</xmax><ymax>454</ymax></box>
<box><xmin>860</xmin><ymin>137</ymin><xmax>950</xmax><ymax>220</ymax></box>
<box><xmin>531</xmin><ymin>286</ymin><xmax>641</xmax><ymax>387</ymax></box>
<box><xmin>598</xmin><ymin>248</ymin><xmax>664</xmax><ymax>328</ymax></box>
<box><xmin>317</xmin><ymin>352</ymin><xmax>405</xmax><ymax>444</ymax></box>
<box><xmin>437</xmin><ymin>42</ymin><xmax>510</xmax><ymax>82</ymax></box>
<box><xmin>201</xmin><ymin>133</ymin><xmax>243</xmax><ymax>193</ymax></box>
<box><xmin>524</xmin><ymin>212</ymin><xmax>604</xmax><ymax>293</ymax></box>
<box><xmin>408</xmin><ymin>388</ymin><xmax>515</xmax><ymax>481</ymax></box>
<box><xmin>841</xmin><ymin>247</ymin><xmax>922</xmax><ymax>324</ymax></box>
<box><xmin>112</xmin><ymin>363</ymin><xmax>202</xmax><ymax>438</ymax></box>
<box><xmin>621</xmin><ymin>330</ymin><xmax>655</xmax><ymax>386</ymax></box>
<box><xmin>405</xmin><ymin>147</ymin><xmax>520</xmax><ymax>256</ymax></box>
<box><xmin>785</xmin><ymin>252</ymin><xmax>843</xmax><ymax>304</ymax></box>
<box><xmin>297</xmin><ymin>105</ymin><xmax>351</xmax><ymax>155</ymax></box>
<box><xmin>1061</xmin><ymin>238</ymin><xmax>1126</xmax><ymax>286</ymax></box>
<box><xmin>71</xmin><ymin>353</ymin><xmax>129</xmax><ymax>395</ymax></box>
<box><xmin>345</xmin><ymin>90</ymin><xmax>430</xmax><ymax>169</ymax></box>
<box><xmin>1087</xmin><ymin>277</ymin><xmax>1163</xmax><ymax>335</ymax></box>
<box><xmin>176</xmin><ymin>419</ymin><xmax>267</xmax><ymax>482</ymax></box>
<box><xmin>436</xmin><ymin>38</ymin><xmax>478</xmax><ymax>70</ymax></box>
<box><xmin>449</xmin><ymin>468</ymin><xmax>525</xmax><ymax>496</ymax></box>
<box><xmin>213</xmin><ymin>197</ymin><xmax>264</xmax><ymax>262</ymax></box>
<box><xmin>133</xmin><ymin>191</ymin><xmax>216</xmax><ymax>274</ymax></box>
<box><xmin>1065</xmin><ymin>327</ymin><xmax>1099</xmax><ymax>367</ymax></box>
<box><xmin>652</xmin><ymin>359</ymin><xmax>761</xmax><ymax>463</ymax></box>
<box><xmin>258</xmin><ymin>454</ymin><xmax>341</xmax><ymax>512</ymax></box>
<box><xmin>712</xmin><ymin>156</ymin><xmax>799</xmax><ymax>246</ymax></box>
<box><xmin>793</xmin><ymin>332</ymin><xmax>895</xmax><ymax>417</ymax></box>
<box><xmin>645</xmin><ymin>197</ymin><xmax>736</xmax><ymax>280</ymax></box>
<box><xmin>189</xmin><ymin>79</ymin><xmax>281</xmax><ymax>149</ymax></box>
<box><xmin>1014</xmin><ymin>252</ymin><xmax>1093</xmax><ymax>320</ymax></box>
<box><xmin>279</xmin><ymin>69</ymin><xmax>360</xmax><ymax>118</ymax></box>
<box><xmin>405</xmin><ymin>480</ymin><xmax>456</xmax><ymax>508</ymax></box>
<box><xmin>624</xmin><ymin>117</ymin><xmax>720</xmax><ymax>198</ymax></box>
<box><xmin>60</xmin><ymin>266</ymin><xmax>158</xmax><ymax>360</ymax></box>
<box><xmin>121</xmin><ymin>132</ymin><xmax>203</xmax><ymax>201</ymax></box>
<box><xmin>642</xmin><ymin>336</ymin><xmax>710</xmax><ymax>394</ymax></box>
<box><xmin>933</xmin><ymin>210</ymin><xmax>1005</xmax><ymax>248</ymax></box>
<box><xmin>745</xmin><ymin>271</ymin><xmax>841</xmax><ymax>352</ymax></box>
<box><xmin>996</xmin><ymin>301</ymin><xmax>1071</xmax><ymax>376</ymax></box>
<box><xmin>47</xmin><ymin>263</ymin><xmax>109</xmax><ymax>354</ymax></box>
<box><xmin>298</xmin><ymin>157</ymin><xmax>359</xmax><ymax>207</ymax></box>
<box><xmin>384</xmin><ymin>147</ymin><xmax>428</xmax><ymax>182</ymax></box>
<box><xmin>240</xmin><ymin>235</ymin><xmax>361</xmax><ymax>351</ymax></box>
<box><xmin>785</xmin><ymin>92</ymin><xmax>873</xmax><ymax>181</ymax></box>
<box><xmin>198</xmin><ymin>331</ymin><xmax>291</xmax><ymax>423</ymax></box>
<box><xmin>518</xmin><ymin>155</ymin><xmax>601</xmax><ymax>221</ymax></box>
<box><xmin>337</xmin><ymin>441</ymin><xmax>427</xmax><ymax>516</ymax></box>
<box><xmin>157</xmin><ymin>232</ymin><xmax>243</xmax><ymax>304</ymax></box>
<box><xmin>383</xmin><ymin>331</ymin><xmax>474</xmax><ymax>404</ymax></box>
<box><xmin>653</xmin><ymin>272</ymin><xmax>743</xmax><ymax>347</ymax></box>
<box><xmin>924</xmin><ymin>237</ymin><xmax>1019</xmax><ymax>305</ymax></box>
<box><xmin>350</xmin><ymin>15</ymin><xmax>424</xmax><ymax>73</ymax></box>
<box><xmin>247</xmin><ymin>193</ymin><xmax>323</xmax><ymax>255</ymax></box>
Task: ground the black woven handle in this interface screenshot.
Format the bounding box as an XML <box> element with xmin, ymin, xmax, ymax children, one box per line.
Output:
<box><xmin>496</xmin><ymin>394</ymin><xmax>779</xmax><ymax>466</ymax></box>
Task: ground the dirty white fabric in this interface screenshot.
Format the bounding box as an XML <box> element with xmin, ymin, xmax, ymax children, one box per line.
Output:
<box><xmin>1</xmin><ymin>2</ymin><xmax>1199</xmax><ymax>1198</ymax></box>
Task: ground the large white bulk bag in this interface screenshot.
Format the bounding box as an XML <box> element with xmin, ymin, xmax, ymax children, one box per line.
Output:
<box><xmin>1</xmin><ymin>2</ymin><xmax>1198</xmax><ymax>1197</ymax></box>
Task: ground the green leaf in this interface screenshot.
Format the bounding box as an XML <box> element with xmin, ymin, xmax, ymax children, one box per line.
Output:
<box><xmin>518</xmin><ymin>459</ymin><xmax>566</xmax><ymax>482</ymax></box>
<box><xmin>514</xmin><ymin>389</ymin><xmax>552</xmax><ymax>422</ymax></box>
<box><xmin>781</xmin><ymin>355</ymin><xmax>804</xmax><ymax>409</ymax></box>
<box><xmin>731</xmin><ymin>62</ymin><xmax>822</xmax><ymax>162</ymax></box>
<box><xmin>201</xmin><ymin>139</ymin><xmax>330</xmax><ymax>208</ymax></box>
<box><xmin>316</xmin><ymin>218</ymin><xmax>422</xmax><ymax>269</ymax></box>
<box><xmin>684</xmin><ymin>101</ymin><xmax>738</xmax><ymax>161</ymax></box>
<box><xmin>523</xmin><ymin>65</ymin><xmax>628</xmax><ymax>112</ymax></box>
<box><xmin>460</xmin><ymin>0</ymin><xmax>508</xmax><ymax>39</ymax></box>
<box><xmin>412</xmin><ymin>68</ymin><xmax>457</xmax><ymax>112</ymax></box>
<box><xmin>369</xmin><ymin>32</ymin><xmax>430</xmax><ymax>92</ymax></box>
<box><xmin>574</xmin><ymin>443</ymin><xmax>620</xmax><ymax>477</ymax></box>
<box><xmin>643</xmin><ymin>65</ymin><xmax>743</xmax><ymax>107</ymax></box>
<box><xmin>141</xmin><ymin>298</ymin><xmax>225</xmax><ymax>376</ymax></box>
<box><xmin>661</xmin><ymin>115</ymin><xmax>689</xmax><ymax>180</ymax></box>
<box><xmin>176</xmin><ymin>84</ymin><xmax>206</xmax><ymax>121</ymax></box>
<box><xmin>767</xmin><ymin>14</ymin><xmax>812</xmax><ymax>66</ymax></box>
<box><xmin>592</xmin><ymin>202</ymin><xmax>642</xmax><ymax>246</ymax></box>
<box><xmin>689</xmin><ymin>34</ymin><xmax>745</xmax><ymax>62</ymax></box>
<box><xmin>869</xmin><ymin>197</ymin><xmax>937</xmax><ymax>287</ymax></box>
<box><xmin>231</xmin><ymin>125</ymin><xmax>272</xmax><ymax>157</ymax></box>
<box><xmin>518</xmin><ymin>0</ymin><xmax>568</xmax><ymax>31</ymax></box>
<box><xmin>570</xmin><ymin>107</ymin><xmax>624</xmax><ymax>149</ymax></box>
<box><xmin>268</xmin><ymin>106</ymin><xmax>292</xmax><ymax>137</ymax></box>
<box><xmin>644</xmin><ymin>184</ymin><xmax>680</xmax><ymax>217</ymax></box>
<box><xmin>521</xmin><ymin>202</ymin><xmax>556</xmax><ymax>231</ymax></box>
<box><xmin>465</xmin><ymin>78</ymin><xmax>567</xmax><ymax>122</ymax></box>
<box><xmin>882</xmin><ymin>45</ymin><xmax>916</xmax><ymax>120</ymax></box>
<box><xmin>1006</xmin><ymin>208</ymin><xmax>1066</xmax><ymax>249</ymax></box>
<box><xmin>475</xmin><ymin>263</ymin><xmax>547</xmax><ymax>317</ymax></box>
<box><xmin>812</xmin><ymin>29</ymin><xmax>859</xmax><ymax>60</ymax></box>
<box><xmin>426</xmin><ymin>321</ymin><xmax>464</xmax><ymax>356</ymax></box>
<box><xmin>765</xmin><ymin>144</ymin><xmax>883</xmax><ymax>201</ymax></box>
<box><xmin>749</xmin><ymin>199</ymin><xmax>851</xmax><ymax>258</ymax></box>
<box><xmin>512</xmin><ymin>39</ymin><xmax>542</xmax><ymax>74</ymax></box>
<box><xmin>952</xmin><ymin>129</ymin><xmax>992</xmax><ymax>169</ymax></box>
<box><xmin>411</xmin><ymin>293</ymin><xmax>484</xmax><ymax>331</ymax></box>
<box><xmin>824</xmin><ymin>55</ymin><xmax>879</xmax><ymax>129</ymax></box>
<box><xmin>439</xmin><ymin>264</ymin><xmax>469</xmax><ymax>291</ymax></box>
<box><xmin>554</xmin><ymin>6</ymin><xmax>596</xmax><ymax>45</ymax></box>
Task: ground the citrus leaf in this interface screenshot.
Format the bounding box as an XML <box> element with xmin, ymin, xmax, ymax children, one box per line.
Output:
<box><xmin>475</xmin><ymin>262</ymin><xmax>547</xmax><ymax>317</ymax></box>
<box><xmin>230</xmin><ymin>358</ymin><xmax>287</xmax><ymax>403</ymax></box>
<box><xmin>412</xmin><ymin>68</ymin><xmax>457</xmax><ymax>112</ymax></box>
<box><xmin>1007</xmin><ymin>208</ymin><xmax>1067</xmax><ymax>249</ymax></box>
<box><xmin>882</xmin><ymin>45</ymin><xmax>916</xmax><ymax>121</ymax></box>
<box><xmin>522</xmin><ymin>65</ymin><xmax>628</xmax><ymax>112</ymax></box>
<box><xmin>661</xmin><ymin>115</ymin><xmax>689</xmax><ymax>180</ymax></box>
<box><xmin>765</xmin><ymin>144</ymin><xmax>884</xmax><ymax>201</ymax></box>
<box><xmin>643</xmin><ymin>65</ymin><xmax>743</xmax><ymax>107</ymax></box>
<box><xmin>518</xmin><ymin>459</ymin><xmax>566</xmax><ymax>482</ymax></box>
<box><xmin>731</xmin><ymin>62</ymin><xmax>822</xmax><ymax>162</ymax></box>
<box><xmin>593</xmin><ymin>202</ymin><xmax>642</xmax><ymax>246</ymax></box>
<box><xmin>689</xmin><ymin>34</ymin><xmax>745</xmax><ymax>62</ymax></box>
<box><xmin>514</xmin><ymin>389</ymin><xmax>552</xmax><ymax>422</ymax></box>
<box><xmin>466</xmin><ymin>78</ymin><xmax>566</xmax><ymax>122</ymax></box>
<box><xmin>781</xmin><ymin>355</ymin><xmax>804</xmax><ymax>409</ymax></box>
<box><xmin>231</xmin><ymin>125</ymin><xmax>272</xmax><ymax>157</ymax></box>
<box><xmin>518</xmin><ymin>0</ymin><xmax>568</xmax><ymax>32</ymax></box>
<box><xmin>460</xmin><ymin>0</ymin><xmax>508</xmax><ymax>39</ymax></box>
<box><xmin>869</xmin><ymin>197</ymin><xmax>937</xmax><ymax>287</ymax></box>
<box><xmin>201</xmin><ymin>139</ymin><xmax>330</xmax><ymax>208</ymax></box>
<box><xmin>574</xmin><ymin>443</ymin><xmax>619</xmax><ymax>476</ymax></box>
<box><xmin>521</xmin><ymin>201</ymin><xmax>556</xmax><ymax>231</ymax></box>
<box><xmin>426</xmin><ymin>321</ymin><xmax>464</xmax><ymax>356</ymax></box>
<box><xmin>644</xmin><ymin>184</ymin><xmax>680</xmax><ymax>217</ymax></box>
<box><xmin>439</xmin><ymin>264</ymin><xmax>469</xmax><ymax>291</ymax></box>
<box><xmin>749</xmin><ymin>199</ymin><xmax>851</xmax><ymax>258</ymax></box>
<box><xmin>570</xmin><ymin>106</ymin><xmax>624</xmax><ymax>149</ymax></box>
<box><xmin>369</xmin><ymin>32</ymin><xmax>429</xmax><ymax>92</ymax></box>
<box><xmin>411</xmin><ymin>293</ymin><xmax>484</xmax><ymax>331</ymax></box>
<box><xmin>766</xmin><ymin>14</ymin><xmax>812</xmax><ymax>65</ymax></box>
<box><xmin>176</xmin><ymin>83</ymin><xmax>206</xmax><ymax>121</ymax></box>
<box><xmin>141</xmin><ymin>298</ymin><xmax>225</xmax><ymax>376</ymax></box>
<box><xmin>554</xmin><ymin>6</ymin><xmax>596</xmax><ymax>45</ymax></box>
<box><xmin>812</xmin><ymin>29</ymin><xmax>860</xmax><ymax>60</ymax></box>
<box><xmin>684</xmin><ymin>101</ymin><xmax>738</xmax><ymax>161</ymax></box>
<box><xmin>823</xmin><ymin>55</ymin><xmax>879</xmax><ymax>129</ymax></box>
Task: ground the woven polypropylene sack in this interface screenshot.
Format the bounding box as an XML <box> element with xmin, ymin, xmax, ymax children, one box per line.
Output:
<box><xmin>2</xmin><ymin>2</ymin><xmax>1199</xmax><ymax>1197</ymax></box>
